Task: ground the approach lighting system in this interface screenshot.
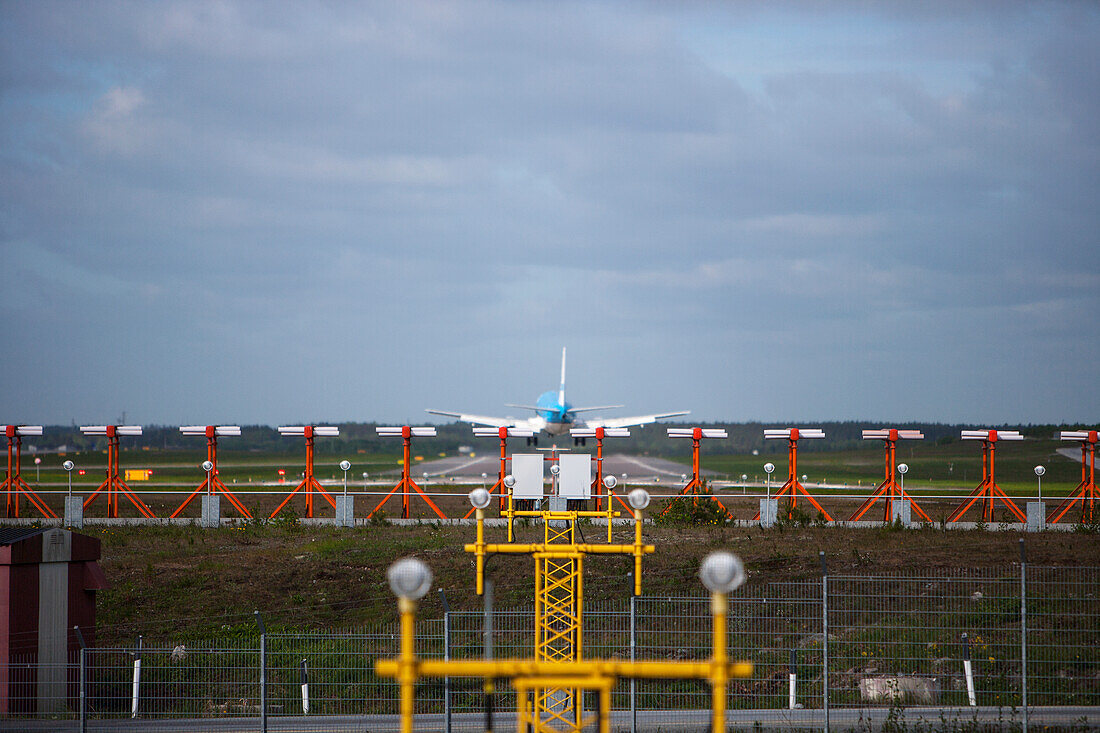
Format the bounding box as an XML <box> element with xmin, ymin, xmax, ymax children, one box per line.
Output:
<box><xmin>172</xmin><ymin>426</ymin><xmax>251</xmax><ymax>519</ymax></box>
<box><xmin>571</xmin><ymin>426</ymin><xmax>631</xmax><ymax>510</ymax></box>
<box><xmin>387</xmin><ymin>558</ymin><xmax>433</xmax><ymax>601</ymax></box>
<box><xmin>269</xmin><ymin>426</ymin><xmax>341</xmax><ymax>519</ymax></box>
<box><xmin>78</xmin><ymin>425</ymin><xmax>154</xmax><ymax>518</ymax></box>
<box><xmin>947</xmin><ymin>429</ymin><xmax>1027</xmax><ymax>523</ymax></box>
<box><xmin>754</xmin><ymin>428</ymin><xmax>832</xmax><ymax>522</ymax></box>
<box><xmin>464</xmin><ymin>426</ymin><xmax>536</xmax><ymax>518</ymax></box>
<box><xmin>1049</xmin><ymin>430</ymin><xmax>1099</xmax><ymax>523</ymax></box>
<box><xmin>699</xmin><ymin>551</ymin><xmax>746</xmax><ymax>594</ymax></box>
<box><xmin>660</xmin><ymin>427</ymin><xmax>732</xmax><ymax>519</ymax></box>
<box><xmin>473</xmin><ymin>426</ymin><xmax>535</xmax><ymax>438</ymax></box>
<box><xmin>469</xmin><ymin>487</ymin><xmax>492</xmax><ymax>510</ymax></box>
<box><xmin>367</xmin><ymin>427</ymin><xmax>446</xmax><ymax>520</ymax></box>
<box><xmin>849</xmin><ymin>428</ymin><xmax>928</xmax><ymax>523</ymax></box>
<box><xmin>2</xmin><ymin>425</ymin><xmax>55</xmax><ymax>518</ymax></box>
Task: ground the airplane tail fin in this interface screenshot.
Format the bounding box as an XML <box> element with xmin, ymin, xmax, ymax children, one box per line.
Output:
<box><xmin>558</xmin><ymin>347</ymin><xmax>567</xmax><ymax>407</ymax></box>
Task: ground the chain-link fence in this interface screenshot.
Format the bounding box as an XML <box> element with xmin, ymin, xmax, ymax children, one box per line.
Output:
<box><xmin>4</xmin><ymin>564</ymin><xmax>1098</xmax><ymax>731</ymax></box>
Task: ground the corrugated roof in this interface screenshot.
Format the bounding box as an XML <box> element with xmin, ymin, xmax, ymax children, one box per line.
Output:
<box><xmin>0</xmin><ymin>527</ymin><xmax>49</xmax><ymax>545</ymax></box>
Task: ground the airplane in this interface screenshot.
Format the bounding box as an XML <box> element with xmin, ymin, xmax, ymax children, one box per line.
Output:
<box><xmin>426</xmin><ymin>348</ymin><xmax>688</xmax><ymax>445</ymax></box>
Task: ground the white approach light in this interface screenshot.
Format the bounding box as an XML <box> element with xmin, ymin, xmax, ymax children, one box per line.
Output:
<box><xmin>1034</xmin><ymin>465</ymin><xmax>1046</xmax><ymax>477</ymax></box>
<box><xmin>63</xmin><ymin>461</ymin><xmax>75</xmax><ymax>472</ymax></box>
<box><xmin>503</xmin><ymin>475</ymin><xmax>516</xmax><ymax>489</ymax></box>
<box><xmin>469</xmin><ymin>488</ymin><xmax>492</xmax><ymax>510</ymax></box>
<box><xmin>897</xmin><ymin>463</ymin><xmax>909</xmax><ymax>475</ymax></box>
<box><xmin>698</xmin><ymin>551</ymin><xmax>746</xmax><ymax>594</ymax></box>
<box><xmin>602</xmin><ymin>474</ymin><xmax>617</xmax><ymax>490</ymax></box>
<box><xmin>201</xmin><ymin>460</ymin><xmax>214</xmax><ymax>472</ymax></box>
<box><xmin>627</xmin><ymin>488</ymin><xmax>651</xmax><ymax>511</ymax></box>
<box><xmin>339</xmin><ymin>460</ymin><xmax>351</xmax><ymax>471</ymax></box>
<box><xmin>764</xmin><ymin>463</ymin><xmax>775</xmax><ymax>474</ymax></box>
<box><xmin>386</xmin><ymin>558</ymin><xmax>433</xmax><ymax>600</ymax></box>
<box><xmin>550</xmin><ymin>464</ymin><xmax>560</xmax><ymax>476</ymax></box>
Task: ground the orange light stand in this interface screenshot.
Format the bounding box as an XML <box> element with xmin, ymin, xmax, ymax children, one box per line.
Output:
<box><xmin>171</xmin><ymin>426</ymin><xmax>253</xmax><ymax>519</ymax></box>
<box><xmin>849</xmin><ymin>429</ymin><xmax>931</xmax><ymax>522</ymax></box>
<box><xmin>269</xmin><ymin>426</ymin><xmax>340</xmax><ymax>519</ymax></box>
<box><xmin>571</xmin><ymin>426</ymin><xmax>631</xmax><ymax>512</ymax></box>
<box><xmin>464</xmin><ymin>426</ymin><xmax>535</xmax><ymax>518</ymax></box>
<box><xmin>659</xmin><ymin>427</ymin><xmax>733</xmax><ymax>519</ymax></box>
<box><xmin>367</xmin><ymin>426</ymin><xmax>447</xmax><ymax>521</ymax></box>
<box><xmin>80</xmin><ymin>425</ymin><xmax>156</xmax><ymax>518</ymax></box>
<box><xmin>1048</xmin><ymin>430</ymin><xmax>1099</xmax><ymax>524</ymax></box>
<box><xmin>2</xmin><ymin>425</ymin><xmax>56</xmax><ymax>519</ymax></box>
<box><xmin>754</xmin><ymin>428</ymin><xmax>833</xmax><ymax>522</ymax></box>
<box><xmin>947</xmin><ymin>430</ymin><xmax>1027</xmax><ymax>524</ymax></box>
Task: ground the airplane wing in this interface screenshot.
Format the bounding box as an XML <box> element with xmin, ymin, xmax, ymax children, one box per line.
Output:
<box><xmin>504</xmin><ymin>403</ymin><xmax>543</xmax><ymax>412</ymax></box>
<box><xmin>581</xmin><ymin>411</ymin><xmax>690</xmax><ymax>429</ymax></box>
<box><xmin>569</xmin><ymin>405</ymin><xmax>625</xmax><ymax>413</ymax></box>
<box><xmin>425</xmin><ymin>409</ymin><xmax>513</xmax><ymax>428</ymax></box>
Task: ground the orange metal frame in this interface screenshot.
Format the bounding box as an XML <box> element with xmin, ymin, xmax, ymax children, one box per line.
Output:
<box><xmin>83</xmin><ymin>426</ymin><xmax>156</xmax><ymax>518</ymax></box>
<box><xmin>463</xmin><ymin>427</ymin><xmax>512</xmax><ymax>519</ymax></box>
<box><xmin>3</xmin><ymin>427</ymin><xmax>57</xmax><ymax>519</ymax></box>
<box><xmin>589</xmin><ymin>428</ymin><xmax>633</xmax><ymax>514</ymax></box>
<box><xmin>849</xmin><ymin>429</ymin><xmax>931</xmax><ymax>522</ymax></box>
<box><xmin>659</xmin><ymin>428</ymin><xmax>731</xmax><ymax>518</ymax></box>
<box><xmin>1048</xmin><ymin>431</ymin><xmax>1098</xmax><ymax>524</ymax></box>
<box><xmin>270</xmin><ymin>426</ymin><xmax>338</xmax><ymax>518</ymax></box>
<box><xmin>367</xmin><ymin>426</ymin><xmax>447</xmax><ymax>520</ymax></box>
<box><xmin>753</xmin><ymin>429</ymin><xmax>832</xmax><ymax>522</ymax></box>
<box><xmin>947</xmin><ymin>433</ymin><xmax>1026</xmax><ymax>523</ymax></box>
<box><xmin>171</xmin><ymin>426</ymin><xmax>253</xmax><ymax>519</ymax></box>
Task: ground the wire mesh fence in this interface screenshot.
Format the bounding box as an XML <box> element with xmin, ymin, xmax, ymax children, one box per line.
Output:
<box><xmin>3</xmin><ymin>565</ymin><xmax>1097</xmax><ymax>731</ymax></box>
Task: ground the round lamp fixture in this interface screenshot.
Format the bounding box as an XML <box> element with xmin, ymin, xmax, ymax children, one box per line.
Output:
<box><xmin>550</xmin><ymin>464</ymin><xmax>560</xmax><ymax>476</ymax></box>
<box><xmin>627</xmin><ymin>488</ymin><xmax>651</xmax><ymax>511</ymax></box>
<box><xmin>201</xmin><ymin>460</ymin><xmax>214</xmax><ymax>472</ymax></box>
<box><xmin>764</xmin><ymin>463</ymin><xmax>775</xmax><ymax>474</ymax></box>
<box><xmin>387</xmin><ymin>558</ymin><xmax>433</xmax><ymax>600</ymax></box>
<box><xmin>741</xmin><ymin>474</ymin><xmax>748</xmax><ymax>481</ymax></box>
<box><xmin>503</xmin><ymin>474</ymin><xmax>516</xmax><ymax>489</ymax></box>
<box><xmin>63</xmin><ymin>460</ymin><xmax>75</xmax><ymax>472</ymax></box>
<box><xmin>469</xmin><ymin>488</ymin><xmax>492</xmax><ymax>510</ymax></box>
<box><xmin>897</xmin><ymin>463</ymin><xmax>909</xmax><ymax>475</ymax></box>
<box><xmin>699</xmin><ymin>551</ymin><xmax>746</xmax><ymax>594</ymax></box>
<box><xmin>339</xmin><ymin>460</ymin><xmax>351</xmax><ymax>471</ymax></box>
<box><xmin>602</xmin><ymin>474</ymin><xmax>617</xmax><ymax>490</ymax></box>
<box><xmin>1034</xmin><ymin>465</ymin><xmax>1045</xmax><ymax>477</ymax></box>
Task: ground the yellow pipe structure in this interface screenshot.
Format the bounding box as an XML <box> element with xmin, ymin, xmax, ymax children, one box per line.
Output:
<box><xmin>376</xmin><ymin>657</ymin><xmax>754</xmax><ymax>681</ymax></box>
<box><xmin>397</xmin><ymin>598</ymin><xmax>416</xmax><ymax>733</ymax></box>
<box><xmin>711</xmin><ymin>592</ymin><xmax>728</xmax><ymax>733</ymax></box>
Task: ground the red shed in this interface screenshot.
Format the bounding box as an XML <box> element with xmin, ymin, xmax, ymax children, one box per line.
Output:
<box><xmin>0</xmin><ymin>527</ymin><xmax>108</xmax><ymax>715</ymax></box>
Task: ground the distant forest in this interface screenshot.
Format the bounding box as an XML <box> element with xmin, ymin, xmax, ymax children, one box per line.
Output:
<box><xmin>24</xmin><ymin>421</ymin><xmax>1085</xmax><ymax>458</ymax></box>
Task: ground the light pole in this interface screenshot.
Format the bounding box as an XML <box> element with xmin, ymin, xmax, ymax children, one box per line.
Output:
<box><xmin>741</xmin><ymin>474</ymin><xmax>748</xmax><ymax>494</ymax></box>
<box><xmin>698</xmin><ymin>551</ymin><xmax>747</xmax><ymax>733</ymax></box>
<box><xmin>362</xmin><ymin>472</ymin><xmax>368</xmax><ymax>490</ymax></box>
<box><xmin>34</xmin><ymin>456</ymin><xmax>41</xmax><ymax>483</ymax></box>
<box><xmin>897</xmin><ymin>462</ymin><xmax>908</xmax><ymax>495</ymax></box>
<box><xmin>340</xmin><ymin>460</ymin><xmax>351</xmax><ymax>497</ymax></box>
<box><xmin>550</xmin><ymin>464</ymin><xmax>560</xmax><ymax>496</ymax></box>
<box><xmin>1034</xmin><ymin>465</ymin><xmax>1045</xmax><ymax>502</ymax></box>
<box><xmin>764</xmin><ymin>463</ymin><xmax>775</xmax><ymax>501</ymax></box>
<box><xmin>202</xmin><ymin>460</ymin><xmax>214</xmax><ymax>496</ymax></box>
<box><xmin>63</xmin><ymin>460</ymin><xmax>74</xmax><ymax>497</ymax></box>
<box><xmin>481</xmin><ymin>472</ymin><xmax>488</xmax><ymax>491</ymax></box>
<box><xmin>386</xmin><ymin>557</ymin><xmax>433</xmax><ymax>733</ymax></box>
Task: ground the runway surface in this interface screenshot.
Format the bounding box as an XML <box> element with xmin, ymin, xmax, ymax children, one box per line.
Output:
<box><xmin>414</xmin><ymin>452</ymin><xmax>712</xmax><ymax>483</ymax></box>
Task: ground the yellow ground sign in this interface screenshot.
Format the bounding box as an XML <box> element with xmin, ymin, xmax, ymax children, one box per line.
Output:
<box><xmin>124</xmin><ymin>469</ymin><xmax>152</xmax><ymax>481</ymax></box>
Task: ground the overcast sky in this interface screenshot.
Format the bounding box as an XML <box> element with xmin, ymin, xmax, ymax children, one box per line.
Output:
<box><xmin>2</xmin><ymin>1</ymin><xmax>1098</xmax><ymax>428</ymax></box>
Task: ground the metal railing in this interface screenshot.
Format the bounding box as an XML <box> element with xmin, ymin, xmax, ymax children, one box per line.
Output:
<box><xmin>4</xmin><ymin>564</ymin><xmax>1098</xmax><ymax>731</ymax></box>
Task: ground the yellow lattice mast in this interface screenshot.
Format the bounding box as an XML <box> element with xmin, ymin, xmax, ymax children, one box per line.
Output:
<box><xmin>376</xmin><ymin>471</ymin><xmax>753</xmax><ymax>733</ymax></box>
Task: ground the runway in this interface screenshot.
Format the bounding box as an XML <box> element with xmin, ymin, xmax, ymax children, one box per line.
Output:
<box><xmin>414</xmin><ymin>452</ymin><xmax>712</xmax><ymax>483</ymax></box>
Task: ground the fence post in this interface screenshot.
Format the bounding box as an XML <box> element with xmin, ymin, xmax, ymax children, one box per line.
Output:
<box><xmin>821</xmin><ymin>551</ymin><xmax>829</xmax><ymax>733</ymax></box>
<box><xmin>131</xmin><ymin>635</ymin><xmax>142</xmax><ymax>719</ymax></box>
<box><xmin>255</xmin><ymin>611</ymin><xmax>267</xmax><ymax>733</ymax></box>
<box><xmin>440</xmin><ymin>589</ymin><xmax>452</xmax><ymax>733</ymax></box>
<box><xmin>75</xmin><ymin>626</ymin><xmax>87</xmax><ymax>733</ymax></box>
<box><xmin>1020</xmin><ymin>539</ymin><xmax>1028</xmax><ymax>733</ymax></box>
<box><xmin>630</xmin><ymin>581</ymin><xmax>637</xmax><ymax>733</ymax></box>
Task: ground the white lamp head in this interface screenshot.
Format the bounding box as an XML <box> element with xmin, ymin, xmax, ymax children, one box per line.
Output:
<box><xmin>627</xmin><ymin>488</ymin><xmax>651</xmax><ymax>511</ymax></box>
<box><xmin>741</xmin><ymin>474</ymin><xmax>748</xmax><ymax>481</ymax></box>
<box><xmin>201</xmin><ymin>460</ymin><xmax>214</xmax><ymax>472</ymax></box>
<box><xmin>603</xmin><ymin>474</ymin><xmax>617</xmax><ymax>490</ymax></box>
<box><xmin>897</xmin><ymin>463</ymin><xmax>909</xmax><ymax>475</ymax></box>
<box><xmin>764</xmin><ymin>462</ymin><xmax>775</xmax><ymax>474</ymax></box>
<box><xmin>550</xmin><ymin>464</ymin><xmax>560</xmax><ymax>476</ymax></box>
<box><xmin>63</xmin><ymin>460</ymin><xmax>75</xmax><ymax>472</ymax></box>
<box><xmin>339</xmin><ymin>460</ymin><xmax>351</xmax><ymax>471</ymax></box>
<box><xmin>1034</xmin><ymin>465</ymin><xmax>1045</xmax><ymax>477</ymax></box>
<box><xmin>699</xmin><ymin>551</ymin><xmax>746</xmax><ymax>594</ymax></box>
<box><xmin>503</xmin><ymin>474</ymin><xmax>516</xmax><ymax>489</ymax></box>
<box><xmin>387</xmin><ymin>558</ymin><xmax>433</xmax><ymax>600</ymax></box>
<box><xmin>469</xmin><ymin>488</ymin><xmax>492</xmax><ymax>510</ymax></box>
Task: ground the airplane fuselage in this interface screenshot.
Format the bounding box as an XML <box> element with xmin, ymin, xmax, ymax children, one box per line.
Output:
<box><xmin>535</xmin><ymin>390</ymin><xmax>574</xmax><ymax>434</ymax></box>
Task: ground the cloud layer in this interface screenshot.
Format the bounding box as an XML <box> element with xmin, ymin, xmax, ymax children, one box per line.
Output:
<box><xmin>2</xmin><ymin>2</ymin><xmax>1097</xmax><ymax>426</ymax></box>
